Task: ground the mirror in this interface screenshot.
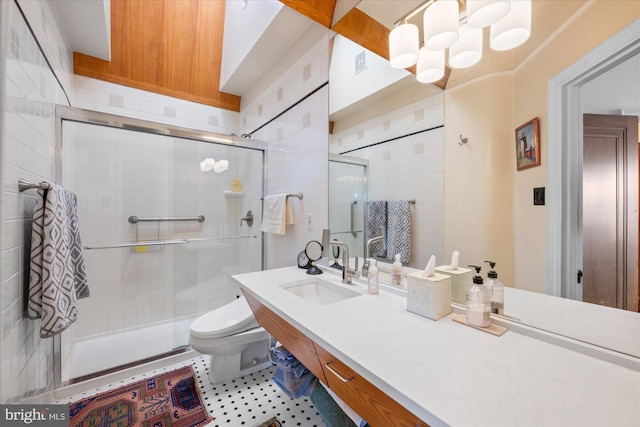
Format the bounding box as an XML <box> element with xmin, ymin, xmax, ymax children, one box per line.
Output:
<box><xmin>327</xmin><ymin>0</ymin><xmax>639</xmax><ymax>315</ymax></box>
<box><xmin>305</xmin><ymin>240</ymin><xmax>324</xmax><ymax>275</ymax></box>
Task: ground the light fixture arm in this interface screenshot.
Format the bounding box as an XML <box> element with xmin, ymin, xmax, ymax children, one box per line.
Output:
<box><xmin>393</xmin><ymin>0</ymin><xmax>437</xmax><ymax>27</ymax></box>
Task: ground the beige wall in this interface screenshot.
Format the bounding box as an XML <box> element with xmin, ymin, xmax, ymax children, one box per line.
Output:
<box><xmin>444</xmin><ymin>74</ymin><xmax>514</xmax><ymax>285</ymax></box>
<box><xmin>444</xmin><ymin>2</ymin><xmax>639</xmax><ymax>293</ymax></box>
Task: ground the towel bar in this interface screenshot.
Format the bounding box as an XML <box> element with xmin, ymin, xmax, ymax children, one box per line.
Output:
<box><xmin>128</xmin><ymin>215</ymin><xmax>205</xmax><ymax>224</ymax></box>
<box><xmin>18</xmin><ymin>178</ymin><xmax>50</xmax><ymax>192</ymax></box>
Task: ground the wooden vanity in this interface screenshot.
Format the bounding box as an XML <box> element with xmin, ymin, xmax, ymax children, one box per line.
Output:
<box><xmin>244</xmin><ymin>291</ymin><xmax>427</xmax><ymax>427</ymax></box>
<box><xmin>234</xmin><ymin>266</ymin><xmax>640</xmax><ymax>427</ymax></box>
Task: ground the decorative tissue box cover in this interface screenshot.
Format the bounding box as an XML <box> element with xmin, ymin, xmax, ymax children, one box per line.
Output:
<box><xmin>406</xmin><ymin>272</ymin><xmax>452</xmax><ymax>320</ymax></box>
<box><xmin>435</xmin><ymin>266</ymin><xmax>472</xmax><ymax>305</ymax></box>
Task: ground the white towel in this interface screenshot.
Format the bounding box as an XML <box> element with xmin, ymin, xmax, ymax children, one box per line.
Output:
<box><xmin>261</xmin><ymin>194</ymin><xmax>294</xmax><ymax>235</ymax></box>
<box><xmin>28</xmin><ymin>183</ymin><xmax>89</xmax><ymax>338</ymax></box>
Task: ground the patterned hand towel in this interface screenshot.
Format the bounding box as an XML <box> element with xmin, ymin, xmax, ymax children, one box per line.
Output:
<box><xmin>28</xmin><ymin>183</ymin><xmax>89</xmax><ymax>338</ymax></box>
<box><xmin>386</xmin><ymin>200</ymin><xmax>412</xmax><ymax>264</ymax></box>
<box><xmin>367</xmin><ymin>200</ymin><xmax>387</xmax><ymax>257</ymax></box>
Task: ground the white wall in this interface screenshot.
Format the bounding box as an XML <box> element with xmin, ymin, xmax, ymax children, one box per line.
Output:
<box><xmin>582</xmin><ymin>52</ymin><xmax>640</xmax><ymax>116</ymax></box>
<box><xmin>0</xmin><ymin>0</ymin><xmax>71</xmax><ymax>403</ymax></box>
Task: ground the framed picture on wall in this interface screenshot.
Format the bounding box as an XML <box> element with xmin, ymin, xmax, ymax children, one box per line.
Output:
<box><xmin>515</xmin><ymin>117</ymin><xmax>540</xmax><ymax>171</ymax></box>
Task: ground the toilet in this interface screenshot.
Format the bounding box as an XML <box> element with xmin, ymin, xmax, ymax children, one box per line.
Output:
<box><xmin>189</xmin><ymin>296</ymin><xmax>271</xmax><ymax>384</ymax></box>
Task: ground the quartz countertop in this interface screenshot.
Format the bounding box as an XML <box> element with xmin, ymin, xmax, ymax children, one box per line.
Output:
<box><xmin>233</xmin><ymin>266</ymin><xmax>640</xmax><ymax>427</ymax></box>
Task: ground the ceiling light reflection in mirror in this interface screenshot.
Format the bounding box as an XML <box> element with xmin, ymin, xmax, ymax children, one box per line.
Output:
<box><xmin>389</xmin><ymin>0</ymin><xmax>531</xmax><ymax>82</ymax></box>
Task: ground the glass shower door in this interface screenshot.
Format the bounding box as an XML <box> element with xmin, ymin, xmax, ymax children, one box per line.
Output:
<box><xmin>59</xmin><ymin>118</ymin><xmax>264</xmax><ymax>384</ymax></box>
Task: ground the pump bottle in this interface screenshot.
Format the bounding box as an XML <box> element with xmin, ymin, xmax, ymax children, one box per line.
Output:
<box><xmin>367</xmin><ymin>258</ymin><xmax>379</xmax><ymax>295</ymax></box>
<box><xmin>391</xmin><ymin>254</ymin><xmax>403</xmax><ymax>286</ymax></box>
<box><xmin>484</xmin><ymin>260</ymin><xmax>505</xmax><ymax>315</ymax></box>
<box><xmin>466</xmin><ymin>265</ymin><xmax>491</xmax><ymax>327</ymax></box>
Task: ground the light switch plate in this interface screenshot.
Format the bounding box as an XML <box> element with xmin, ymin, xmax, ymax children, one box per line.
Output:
<box><xmin>534</xmin><ymin>187</ymin><xmax>545</xmax><ymax>205</ymax></box>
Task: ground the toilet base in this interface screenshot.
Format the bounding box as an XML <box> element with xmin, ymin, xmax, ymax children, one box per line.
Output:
<box><xmin>208</xmin><ymin>339</ymin><xmax>271</xmax><ymax>384</ymax></box>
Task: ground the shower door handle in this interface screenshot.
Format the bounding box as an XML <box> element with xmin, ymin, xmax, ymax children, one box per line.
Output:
<box><xmin>350</xmin><ymin>198</ymin><xmax>358</xmax><ymax>237</ymax></box>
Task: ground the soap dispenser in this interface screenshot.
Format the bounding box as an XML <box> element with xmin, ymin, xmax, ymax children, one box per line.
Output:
<box><xmin>367</xmin><ymin>258</ymin><xmax>379</xmax><ymax>295</ymax></box>
<box><xmin>391</xmin><ymin>254</ymin><xmax>403</xmax><ymax>286</ymax></box>
<box><xmin>466</xmin><ymin>265</ymin><xmax>491</xmax><ymax>327</ymax></box>
<box><xmin>484</xmin><ymin>260</ymin><xmax>505</xmax><ymax>315</ymax></box>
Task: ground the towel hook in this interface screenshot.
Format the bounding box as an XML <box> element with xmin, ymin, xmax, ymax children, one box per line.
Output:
<box><xmin>459</xmin><ymin>134</ymin><xmax>468</xmax><ymax>146</ymax></box>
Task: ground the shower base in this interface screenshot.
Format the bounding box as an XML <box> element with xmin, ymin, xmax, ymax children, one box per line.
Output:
<box><xmin>62</xmin><ymin>315</ymin><xmax>197</xmax><ymax>385</ymax></box>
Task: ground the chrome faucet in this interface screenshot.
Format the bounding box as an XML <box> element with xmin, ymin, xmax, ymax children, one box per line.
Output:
<box><xmin>362</xmin><ymin>234</ymin><xmax>385</xmax><ymax>277</ymax></box>
<box><xmin>330</xmin><ymin>241</ymin><xmax>359</xmax><ymax>284</ymax></box>
<box><xmin>322</xmin><ymin>229</ymin><xmax>359</xmax><ymax>284</ymax></box>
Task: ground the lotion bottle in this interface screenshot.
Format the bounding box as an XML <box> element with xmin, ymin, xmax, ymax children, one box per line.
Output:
<box><xmin>484</xmin><ymin>260</ymin><xmax>505</xmax><ymax>315</ymax></box>
<box><xmin>367</xmin><ymin>258</ymin><xmax>379</xmax><ymax>295</ymax></box>
<box><xmin>466</xmin><ymin>265</ymin><xmax>491</xmax><ymax>327</ymax></box>
<box><xmin>391</xmin><ymin>254</ymin><xmax>403</xmax><ymax>286</ymax></box>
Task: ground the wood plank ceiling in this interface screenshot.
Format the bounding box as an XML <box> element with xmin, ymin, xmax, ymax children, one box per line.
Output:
<box><xmin>73</xmin><ymin>0</ymin><xmax>440</xmax><ymax>112</ymax></box>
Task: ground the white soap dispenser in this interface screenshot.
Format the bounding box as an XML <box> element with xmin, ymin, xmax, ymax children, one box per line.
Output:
<box><xmin>367</xmin><ymin>258</ymin><xmax>379</xmax><ymax>295</ymax></box>
<box><xmin>484</xmin><ymin>260</ymin><xmax>505</xmax><ymax>315</ymax></box>
<box><xmin>391</xmin><ymin>254</ymin><xmax>403</xmax><ymax>286</ymax></box>
<box><xmin>466</xmin><ymin>265</ymin><xmax>491</xmax><ymax>327</ymax></box>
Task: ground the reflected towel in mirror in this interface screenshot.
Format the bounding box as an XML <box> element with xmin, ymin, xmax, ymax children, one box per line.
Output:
<box><xmin>387</xmin><ymin>200</ymin><xmax>412</xmax><ymax>263</ymax></box>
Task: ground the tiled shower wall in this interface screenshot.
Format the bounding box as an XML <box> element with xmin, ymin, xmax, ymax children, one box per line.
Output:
<box><xmin>248</xmin><ymin>34</ymin><xmax>330</xmax><ymax>270</ymax></box>
<box><xmin>0</xmin><ymin>0</ymin><xmax>71</xmax><ymax>403</ymax></box>
<box><xmin>330</xmin><ymin>94</ymin><xmax>445</xmax><ymax>268</ymax></box>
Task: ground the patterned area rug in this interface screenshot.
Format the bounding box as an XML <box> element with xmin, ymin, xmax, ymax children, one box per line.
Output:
<box><xmin>68</xmin><ymin>366</ymin><xmax>212</xmax><ymax>427</ymax></box>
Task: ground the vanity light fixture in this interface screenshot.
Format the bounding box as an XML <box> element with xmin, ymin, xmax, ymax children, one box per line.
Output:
<box><xmin>389</xmin><ymin>0</ymin><xmax>532</xmax><ymax>80</ymax></box>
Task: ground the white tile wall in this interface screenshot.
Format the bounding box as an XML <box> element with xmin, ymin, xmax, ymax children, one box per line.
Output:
<box><xmin>329</xmin><ymin>94</ymin><xmax>445</xmax><ymax>269</ymax></box>
<box><xmin>250</xmin><ymin>34</ymin><xmax>330</xmax><ymax>270</ymax></box>
<box><xmin>0</xmin><ymin>0</ymin><xmax>70</xmax><ymax>403</ymax></box>
<box><xmin>72</xmin><ymin>76</ymin><xmax>241</xmax><ymax>136</ymax></box>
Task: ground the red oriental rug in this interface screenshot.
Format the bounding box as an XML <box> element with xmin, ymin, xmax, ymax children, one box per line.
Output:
<box><xmin>68</xmin><ymin>366</ymin><xmax>212</xmax><ymax>427</ymax></box>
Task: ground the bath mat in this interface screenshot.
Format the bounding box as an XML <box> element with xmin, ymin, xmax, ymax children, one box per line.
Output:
<box><xmin>68</xmin><ymin>366</ymin><xmax>212</xmax><ymax>427</ymax></box>
<box><xmin>257</xmin><ymin>417</ymin><xmax>281</xmax><ymax>427</ymax></box>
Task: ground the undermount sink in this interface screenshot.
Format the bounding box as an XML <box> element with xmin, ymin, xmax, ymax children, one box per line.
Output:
<box><xmin>280</xmin><ymin>278</ymin><xmax>361</xmax><ymax>305</ymax></box>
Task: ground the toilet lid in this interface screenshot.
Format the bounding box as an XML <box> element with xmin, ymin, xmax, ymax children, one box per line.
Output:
<box><xmin>190</xmin><ymin>296</ymin><xmax>257</xmax><ymax>339</ymax></box>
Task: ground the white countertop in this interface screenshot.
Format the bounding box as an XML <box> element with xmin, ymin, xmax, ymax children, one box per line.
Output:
<box><xmin>233</xmin><ymin>266</ymin><xmax>640</xmax><ymax>427</ymax></box>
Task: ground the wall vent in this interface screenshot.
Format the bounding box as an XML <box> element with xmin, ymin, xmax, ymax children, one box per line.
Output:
<box><xmin>355</xmin><ymin>50</ymin><xmax>367</xmax><ymax>75</ymax></box>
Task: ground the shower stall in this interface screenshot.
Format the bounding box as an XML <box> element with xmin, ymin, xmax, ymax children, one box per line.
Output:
<box><xmin>55</xmin><ymin>107</ymin><xmax>265</xmax><ymax>386</ymax></box>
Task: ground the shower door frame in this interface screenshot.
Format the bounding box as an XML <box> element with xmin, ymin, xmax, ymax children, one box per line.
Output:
<box><xmin>328</xmin><ymin>153</ymin><xmax>369</xmax><ymax>257</ymax></box>
<box><xmin>53</xmin><ymin>105</ymin><xmax>267</xmax><ymax>389</ymax></box>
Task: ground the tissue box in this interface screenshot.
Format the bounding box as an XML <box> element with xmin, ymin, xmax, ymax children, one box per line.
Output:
<box><xmin>406</xmin><ymin>272</ymin><xmax>452</xmax><ymax>320</ymax></box>
<box><xmin>435</xmin><ymin>266</ymin><xmax>472</xmax><ymax>304</ymax></box>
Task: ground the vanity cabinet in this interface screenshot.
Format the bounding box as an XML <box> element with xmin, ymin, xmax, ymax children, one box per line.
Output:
<box><xmin>243</xmin><ymin>291</ymin><xmax>327</xmax><ymax>384</ymax></box>
<box><xmin>315</xmin><ymin>344</ymin><xmax>427</xmax><ymax>427</ymax></box>
<box><xmin>242</xmin><ymin>290</ymin><xmax>427</xmax><ymax>427</ymax></box>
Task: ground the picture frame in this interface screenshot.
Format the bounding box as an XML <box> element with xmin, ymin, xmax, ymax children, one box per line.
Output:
<box><xmin>515</xmin><ymin>117</ymin><xmax>540</xmax><ymax>171</ymax></box>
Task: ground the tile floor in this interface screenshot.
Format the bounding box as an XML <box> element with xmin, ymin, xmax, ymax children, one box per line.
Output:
<box><xmin>57</xmin><ymin>355</ymin><xmax>326</xmax><ymax>427</ymax></box>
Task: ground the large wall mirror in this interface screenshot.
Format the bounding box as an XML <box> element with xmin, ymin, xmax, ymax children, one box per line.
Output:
<box><xmin>325</xmin><ymin>0</ymin><xmax>639</xmax><ymax>318</ymax></box>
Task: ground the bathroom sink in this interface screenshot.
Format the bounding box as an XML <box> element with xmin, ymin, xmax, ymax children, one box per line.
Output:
<box><xmin>280</xmin><ymin>278</ymin><xmax>361</xmax><ymax>305</ymax></box>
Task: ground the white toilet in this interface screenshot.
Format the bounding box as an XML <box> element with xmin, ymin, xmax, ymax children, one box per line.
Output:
<box><xmin>189</xmin><ymin>296</ymin><xmax>271</xmax><ymax>384</ymax></box>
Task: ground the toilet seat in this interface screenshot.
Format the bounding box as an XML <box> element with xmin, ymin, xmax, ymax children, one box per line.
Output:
<box><xmin>190</xmin><ymin>296</ymin><xmax>259</xmax><ymax>339</ymax></box>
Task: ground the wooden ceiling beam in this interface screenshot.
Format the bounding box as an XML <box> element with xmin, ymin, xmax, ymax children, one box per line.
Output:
<box><xmin>279</xmin><ymin>0</ymin><xmax>337</xmax><ymax>28</ymax></box>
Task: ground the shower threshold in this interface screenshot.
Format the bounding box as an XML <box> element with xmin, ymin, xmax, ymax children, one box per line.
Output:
<box><xmin>64</xmin><ymin>345</ymin><xmax>190</xmax><ymax>386</ymax></box>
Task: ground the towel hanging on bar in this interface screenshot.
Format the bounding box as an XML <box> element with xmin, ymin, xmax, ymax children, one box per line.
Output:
<box><xmin>261</xmin><ymin>194</ymin><xmax>294</xmax><ymax>235</ymax></box>
<box><xmin>386</xmin><ymin>200</ymin><xmax>412</xmax><ymax>264</ymax></box>
<box><xmin>28</xmin><ymin>182</ymin><xmax>89</xmax><ymax>338</ymax></box>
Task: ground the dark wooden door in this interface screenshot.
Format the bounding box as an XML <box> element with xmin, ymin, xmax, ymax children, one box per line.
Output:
<box><xmin>582</xmin><ymin>114</ymin><xmax>638</xmax><ymax>311</ymax></box>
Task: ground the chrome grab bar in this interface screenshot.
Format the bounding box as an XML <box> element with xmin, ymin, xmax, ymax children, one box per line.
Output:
<box><xmin>128</xmin><ymin>215</ymin><xmax>205</xmax><ymax>224</ymax></box>
<box><xmin>84</xmin><ymin>235</ymin><xmax>257</xmax><ymax>250</ymax></box>
<box><xmin>324</xmin><ymin>361</ymin><xmax>354</xmax><ymax>383</ymax></box>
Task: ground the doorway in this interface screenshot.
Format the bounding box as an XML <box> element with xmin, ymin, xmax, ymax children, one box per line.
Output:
<box><xmin>582</xmin><ymin>114</ymin><xmax>638</xmax><ymax>311</ymax></box>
